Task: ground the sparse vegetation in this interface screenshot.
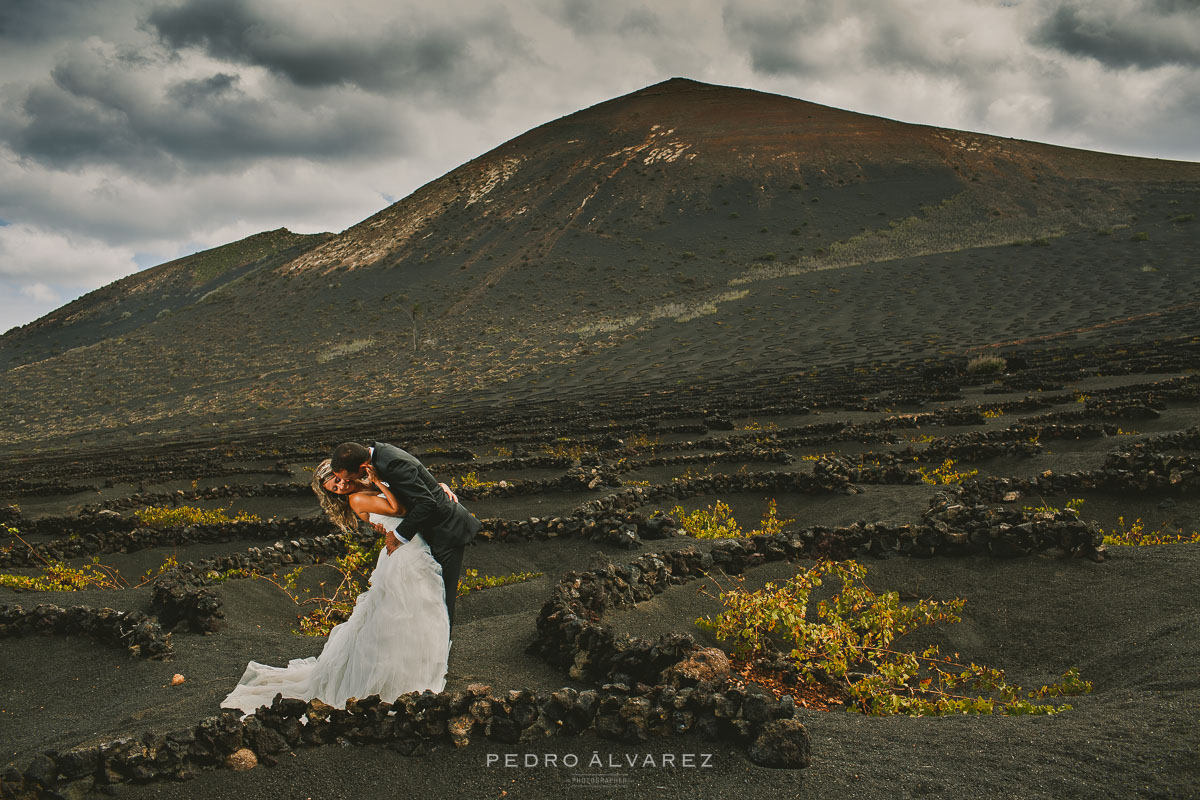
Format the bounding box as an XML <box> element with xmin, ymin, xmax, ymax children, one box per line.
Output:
<box><xmin>133</xmin><ymin>505</ymin><xmax>261</xmax><ymax>527</ymax></box>
<box><xmin>316</xmin><ymin>339</ymin><xmax>374</xmax><ymax>363</ymax></box>
<box><xmin>1</xmin><ymin>525</ymin><xmax>179</xmax><ymax>591</ymax></box>
<box><xmin>1102</xmin><ymin>517</ymin><xmax>1200</xmax><ymax>547</ymax></box>
<box><xmin>457</xmin><ymin>567</ymin><xmax>543</xmax><ymax>596</ymax></box>
<box><xmin>966</xmin><ymin>355</ymin><xmax>1006</xmax><ymax>375</ymax></box>
<box><xmin>696</xmin><ymin>559</ymin><xmax>1090</xmax><ymax>716</ymax></box>
<box><xmin>669</xmin><ymin>498</ymin><xmax>794</xmax><ymax>539</ymax></box>
<box><xmin>916</xmin><ymin>459</ymin><xmax>978</xmax><ymax>485</ymax></box>
<box><xmin>451</xmin><ymin>471</ymin><xmax>497</xmax><ymax>490</ymax></box>
<box><xmin>546</xmin><ymin>440</ymin><xmax>590</xmax><ymax>460</ymax></box>
<box><xmin>0</xmin><ymin>557</ymin><xmax>124</xmax><ymax>592</ymax></box>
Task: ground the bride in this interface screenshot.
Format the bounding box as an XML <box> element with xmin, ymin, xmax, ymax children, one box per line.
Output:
<box><xmin>221</xmin><ymin>459</ymin><xmax>451</xmax><ymax>715</ymax></box>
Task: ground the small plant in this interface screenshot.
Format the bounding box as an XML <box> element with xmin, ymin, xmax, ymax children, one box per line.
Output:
<box><xmin>966</xmin><ymin>355</ymin><xmax>1006</xmax><ymax>375</ymax></box>
<box><xmin>671</xmin><ymin>500</ymin><xmax>743</xmax><ymax>538</ymax></box>
<box><xmin>670</xmin><ymin>499</ymin><xmax>795</xmax><ymax>539</ymax></box>
<box><xmin>981</xmin><ymin>408</ymin><xmax>1004</xmax><ymax>419</ymax></box>
<box><xmin>134</xmin><ymin>505</ymin><xmax>260</xmax><ymax>527</ymax></box>
<box><xmin>738</xmin><ymin>420</ymin><xmax>779</xmax><ymax>431</ymax></box>
<box><xmin>0</xmin><ymin>525</ymin><xmax>176</xmax><ymax>591</ymax></box>
<box><xmin>0</xmin><ymin>557</ymin><xmax>125</xmax><ymax>592</ymax></box>
<box><xmin>755</xmin><ymin>499</ymin><xmax>795</xmax><ymax>536</ymax></box>
<box><xmin>916</xmin><ymin>459</ymin><xmax>978</xmax><ymax>485</ymax></box>
<box><xmin>546</xmin><ymin>440</ymin><xmax>589</xmax><ymax>460</ymax></box>
<box><xmin>1023</xmin><ymin>498</ymin><xmax>1084</xmax><ymax>518</ymax></box>
<box><xmin>205</xmin><ymin>567</ymin><xmax>255</xmax><ymax>583</ymax></box>
<box><xmin>140</xmin><ymin>555</ymin><xmax>180</xmax><ymax>583</ymax></box>
<box><xmin>696</xmin><ymin>559</ymin><xmax>1090</xmax><ymax>716</ymax></box>
<box><xmin>451</xmin><ymin>471</ymin><xmax>497</xmax><ymax>490</ymax></box>
<box><xmin>673</xmin><ymin>466</ymin><xmax>715</xmax><ymax>482</ymax></box>
<box><xmin>1130</xmin><ymin>231</ymin><xmax>1150</xmax><ymax>241</ymax></box>
<box><xmin>289</xmin><ymin>534</ymin><xmax>384</xmax><ymax>636</ymax></box>
<box><xmin>625</xmin><ymin>433</ymin><xmax>659</xmax><ymax>450</ymax></box>
<box><xmin>1102</xmin><ymin>517</ymin><xmax>1200</xmax><ymax>546</ymax></box>
<box><xmin>457</xmin><ymin>568</ymin><xmax>543</xmax><ymax>596</ymax></box>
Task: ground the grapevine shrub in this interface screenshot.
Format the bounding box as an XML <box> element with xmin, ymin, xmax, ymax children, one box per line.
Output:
<box><xmin>696</xmin><ymin>559</ymin><xmax>1090</xmax><ymax>716</ymax></box>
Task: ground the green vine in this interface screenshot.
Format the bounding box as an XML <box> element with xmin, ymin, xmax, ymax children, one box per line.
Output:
<box><xmin>1101</xmin><ymin>516</ymin><xmax>1200</xmax><ymax>546</ymax></box>
<box><xmin>696</xmin><ymin>559</ymin><xmax>1090</xmax><ymax>716</ymax></box>
<box><xmin>0</xmin><ymin>525</ymin><xmax>177</xmax><ymax>591</ymax></box>
<box><xmin>669</xmin><ymin>498</ymin><xmax>795</xmax><ymax>539</ymax></box>
<box><xmin>457</xmin><ymin>567</ymin><xmax>543</xmax><ymax>596</ymax></box>
<box><xmin>916</xmin><ymin>458</ymin><xmax>979</xmax><ymax>485</ymax></box>
<box><xmin>134</xmin><ymin>505</ymin><xmax>261</xmax><ymax>527</ymax></box>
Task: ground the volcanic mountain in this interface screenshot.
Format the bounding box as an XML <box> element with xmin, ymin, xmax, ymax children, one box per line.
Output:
<box><xmin>2</xmin><ymin>77</ymin><xmax>1198</xmax><ymax>450</ymax></box>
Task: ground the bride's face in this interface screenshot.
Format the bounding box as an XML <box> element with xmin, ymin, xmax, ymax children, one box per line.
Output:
<box><xmin>323</xmin><ymin>474</ymin><xmax>360</xmax><ymax>495</ymax></box>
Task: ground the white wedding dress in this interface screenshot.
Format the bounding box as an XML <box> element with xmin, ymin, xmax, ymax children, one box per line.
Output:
<box><xmin>221</xmin><ymin>512</ymin><xmax>451</xmax><ymax>715</ymax></box>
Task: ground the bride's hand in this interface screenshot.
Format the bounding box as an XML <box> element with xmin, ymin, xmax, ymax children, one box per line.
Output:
<box><xmin>362</xmin><ymin>464</ymin><xmax>381</xmax><ymax>486</ymax></box>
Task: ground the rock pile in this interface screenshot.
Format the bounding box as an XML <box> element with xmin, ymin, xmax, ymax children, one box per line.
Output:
<box><xmin>150</xmin><ymin>575</ymin><xmax>225</xmax><ymax>633</ymax></box>
<box><xmin>1</xmin><ymin>680</ymin><xmax>810</xmax><ymax>796</ymax></box>
<box><xmin>0</xmin><ymin>604</ymin><xmax>170</xmax><ymax>659</ymax></box>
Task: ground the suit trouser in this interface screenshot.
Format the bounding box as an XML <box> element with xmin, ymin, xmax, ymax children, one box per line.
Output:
<box><xmin>427</xmin><ymin>541</ymin><xmax>465</xmax><ymax>630</ymax></box>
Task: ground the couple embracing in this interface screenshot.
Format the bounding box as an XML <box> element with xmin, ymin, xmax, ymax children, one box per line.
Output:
<box><xmin>221</xmin><ymin>440</ymin><xmax>480</xmax><ymax>715</ymax></box>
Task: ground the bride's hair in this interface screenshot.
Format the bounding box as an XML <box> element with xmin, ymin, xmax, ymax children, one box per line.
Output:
<box><xmin>311</xmin><ymin>458</ymin><xmax>361</xmax><ymax>534</ymax></box>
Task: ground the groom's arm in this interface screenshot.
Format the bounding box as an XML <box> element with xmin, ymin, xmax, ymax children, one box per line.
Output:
<box><xmin>383</xmin><ymin>459</ymin><xmax>442</xmax><ymax>541</ymax></box>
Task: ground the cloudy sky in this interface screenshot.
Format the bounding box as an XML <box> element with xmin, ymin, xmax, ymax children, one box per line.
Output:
<box><xmin>2</xmin><ymin>0</ymin><xmax>1198</xmax><ymax>333</ymax></box>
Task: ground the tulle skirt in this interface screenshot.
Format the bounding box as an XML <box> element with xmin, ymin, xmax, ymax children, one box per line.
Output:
<box><xmin>221</xmin><ymin>535</ymin><xmax>450</xmax><ymax>715</ymax></box>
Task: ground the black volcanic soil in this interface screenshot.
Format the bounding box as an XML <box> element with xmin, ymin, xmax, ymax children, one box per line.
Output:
<box><xmin>4</xmin><ymin>357</ymin><xmax>1200</xmax><ymax>799</ymax></box>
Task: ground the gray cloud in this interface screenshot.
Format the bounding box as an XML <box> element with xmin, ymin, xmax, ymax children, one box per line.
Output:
<box><xmin>1</xmin><ymin>40</ymin><xmax>405</xmax><ymax>175</ymax></box>
<box><xmin>0</xmin><ymin>0</ymin><xmax>139</xmax><ymax>43</ymax></box>
<box><xmin>146</xmin><ymin>0</ymin><xmax>524</xmax><ymax>95</ymax></box>
<box><xmin>544</xmin><ymin>0</ymin><xmax>664</xmax><ymax>38</ymax></box>
<box><xmin>1034</xmin><ymin>1</ymin><xmax>1200</xmax><ymax>69</ymax></box>
<box><xmin>721</xmin><ymin>4</ymin><xmax>826</xmax><ymax>76</ymax></box>
<box><xmin>721</xmin><ymin>1</ymin><xmax>1015</xmax><ymax>79</ymax></box>
<box><xmin>167</xmin><ymin>72</ymin><xmax>239</xmax><ymax>107</ymax></box>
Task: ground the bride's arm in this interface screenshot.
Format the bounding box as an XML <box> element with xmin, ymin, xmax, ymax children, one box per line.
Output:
<box><xmin>346</xmin><ymin>464</ymin><xmax>408</xmax><ymax>520</ymax></box>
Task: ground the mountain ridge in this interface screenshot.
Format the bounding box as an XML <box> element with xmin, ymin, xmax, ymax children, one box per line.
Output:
<box><xmin>2</xmin><ymin>78</ymin><xmax>1197</xmax><ymax>450</ymax></box>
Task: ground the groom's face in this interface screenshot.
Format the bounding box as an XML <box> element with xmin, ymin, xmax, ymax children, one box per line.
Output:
<box><xmin>333</xmin><ymin>463</ymin><xmax>367</xmax><ymax>484</ymax></box>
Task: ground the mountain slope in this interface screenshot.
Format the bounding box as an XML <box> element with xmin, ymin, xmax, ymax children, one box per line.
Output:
<box><xmin>1</xmin><ymin>229</ymin><xmax>330</xmax><ymax>370</ymax></box>
<box><xmin>2</xmin><ymin>78</ymin><xmax>1198</xmax><ymax>449</ymax></box>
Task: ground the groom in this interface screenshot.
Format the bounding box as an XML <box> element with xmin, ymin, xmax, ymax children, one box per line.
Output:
<box><xmin>330</xmin><ymin>440</ymin><xmax>481</xmax><ymax>628</ymax></box>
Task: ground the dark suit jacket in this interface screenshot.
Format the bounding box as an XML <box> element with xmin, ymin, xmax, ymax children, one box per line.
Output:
<box><xmin>370</xmin><ymin>441</ymin><xmax>480</xmax><ymax>550</ymax></box>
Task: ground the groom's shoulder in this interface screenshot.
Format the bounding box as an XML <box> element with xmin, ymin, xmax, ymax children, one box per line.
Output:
<box><xmin>372</xmin><ymin>441</ymin><xmax>418</xmax><ymax>463</ymax></box>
